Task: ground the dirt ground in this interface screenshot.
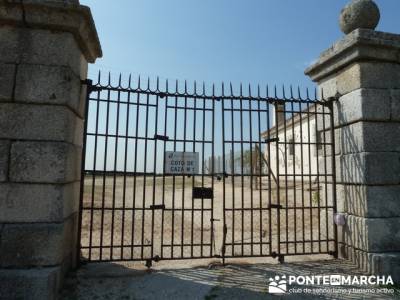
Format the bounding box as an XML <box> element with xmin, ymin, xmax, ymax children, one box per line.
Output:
<box><xmin>80</xmin><ymin>175</ymin><xmax>335</xmax><ymax>262</ymax></box>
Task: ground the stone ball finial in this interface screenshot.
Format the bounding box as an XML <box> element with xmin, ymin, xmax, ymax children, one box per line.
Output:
<box><xmin>339</xmin><ymin>0</ymin><xmax>380</xmax><ymax>34</ymax></box>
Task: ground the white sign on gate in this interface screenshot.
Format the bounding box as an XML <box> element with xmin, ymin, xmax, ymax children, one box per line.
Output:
<box><xmin>164</xmin><ymin>151</ymin><xmax>199</xmax><ymax>175</ymax></box>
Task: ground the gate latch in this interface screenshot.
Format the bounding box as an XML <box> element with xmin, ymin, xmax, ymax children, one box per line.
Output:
<box><xmin>150</xmin><ymin>204</ymin><xmax>166</xmax><ymax>210</ymax></box>
<box><xmin>269</xmin><ymin>204</ymin><xmax>283</xmax><ymax>209</ymax></box>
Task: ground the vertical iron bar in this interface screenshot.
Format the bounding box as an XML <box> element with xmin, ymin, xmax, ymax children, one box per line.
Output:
<box><xmin>266</xmin><ymin>87</ymin><xmax>272</xmax><ymax>255</ymax></box>
<box><xmin>274</xmin><ymin>98</ymin><xmax>281</xmax><ymax>256</ymax></box>
<box><xmin>221</xmin><ymin>86</ymin><xmax>227</xmax><ymax>261</ymax></box>
<box><xmin>239</xmin><ymin>85</ymin><xmax>245</xmax><ymax>256</ymax></box>
<box><xmin>171</xmin><ymin>81</ymin><xmax>179</xmax><ymax>259</ymax></box>
<box><xmin>181</xmin><ymin>82</ymin><xmax>188</xmax><ymax>258</ymax></box>
<box><xmin>140</xmin><ymin>79</ymin><xmax>150</xmax><ymax>259</ymax></box>
<box><xmin>306</xmin><ymin>100</ymin><xmax>313</xmax><ymax>253</ymax></box>
<box><xmin>110</xmin><ymin>76</ymin><xmax>122</xmax><ymax>260</ymax></box>
<box><xmin>190</xmin><ymin>84</ymin><xmax>197</xmax><ymax>258</ymax></box>
<box><xmin>290</xmin><ymin>96</ymin><xmax>297</xmax><ymax>254</ymax></box>
<box><xmin>121</xmin><ymin>78</ymin><xmax>132</xmax><ymax>260</ymax></box>
<box><xmin>248</xmin><ymin>85</ymin><xmax>254</xmax><ymax>256</ymax></box>
<box><xmin>131</xmin><ymin>78</ymin><xmax>141</xmax><ymax>259</ymax></box>
<box><xmin>230</xmin><ymin>84</ymin><xmax>235</xmax><ymax>257</ymax></box>
<box><xmin>314</xmin><ymin>103</ymin><xmax>321</xmax><ymax>253</ymax></box>
<box><xmin>160</xmin><ymin>80</ymin><xmax>169</xmax><ymax>258</ymax></box>
<box><xmin>322</xmin><ymin>102</ymin><xmax>329</xmax><ymax>252</ymax></box>
<box><xmin>151</xmin><ymin>79</ymin><xmax>160</xmax><ymax>259</ymax></box>
<box><xmin>298</xmin><ymin>93</ymin><xmax>306</xmax><ymax>254</ymax></box>
<box><xmin>256</xmin><ymin>86</ymin><xmax>263</xmax><ymax>256</ymax></box>
<box><xmin>210</xmin><ymin>86</ymin><xmax>216</xmax><ymax>257</ymax></box>
<box><xmin>99</xmin><ymin>81</ymin><xmax>111</xmax><ymax>260</ymax></box>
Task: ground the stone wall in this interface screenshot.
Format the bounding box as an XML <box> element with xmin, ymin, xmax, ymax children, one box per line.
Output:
<box><xmin>0</xmin><ymin>1</ymin><xmax>101</xmax><ymax>299</ymax></box>
<box><xmin>306</xmin><ymin>28</ymin><xmax>400</xmax><ymax>282</ymax></box>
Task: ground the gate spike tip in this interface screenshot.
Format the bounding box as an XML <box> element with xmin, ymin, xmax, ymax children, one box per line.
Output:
<box><xmin>282</xmin><ymin>85</ymin><xmax>286</xmax><ymax>99</ymax></box>
<box><xmin>175</xmin><ymin>79</ymin><xmax>178</xmax><ymax>93</ymax></box>
<box><xmin>306</xmin><ymin>87</ymin><xmax>310</xmax><ymax>100</ymax></box>
<box><xmin>297</xmin><ymin>86</ymin><xmax>301</xmax><ymax>99</ymax></box>
<box><xmin>266</xmin><ymin>85</ymin><xmax>269</xmax><ymax>98</ymax></box>
<box><xmin>184</xmin><ymin>80</ymin><xmax>187</xmax><ymax>93</ymax></box>
<box><xmin>202</xmin><ymin>82</ymin><xmax>205</xmax><ymax>95</ymax></box>
<box><xmin>212</xmin><ymin>83</ymin><xmax>215</xmax><ymax>95</ymax></box>
<box><xmin>240</xmin><ymin>83</ymin><xmax>243</xmax><ymax>96</ymax></box>
<box><xmin>166</xmin><ymin>79</ymin><xmax>169</xmax><ymax>92</ymax></box>
<box><xmin>118</xmin><ymin>73</ymin><xmax>122</xmax><ymax>86</ymax></box>
<box><xmin>274</xmin><ymin>85</ymin><xmax>277</xmax><ymax>98</ymax></box>
<box><xmin>290</xmin><ymin>85</ymin><xmax>293</xmax><ymax>98</ymax></box>
<box><xmin>194</xmin><ymin>80</ymin><xmax>197</xmax><ymax>94</ymax></box>
<box><xmin>138</xmin><ymin>75</ymin><xmax>141</xmax><ymax>89</ymax></box>
<box><xmin>229</xmin><ymin>82</ymin><xmax>233</xmax><ymax>96</ymax></box>
<box><xmin>257</xmin><ymin>84</ymin><xmax>260</xmax><ymax>97</ymax></box>
<box><xmin>147</xmin><ymin>77</ymin><xmax>150</xmax><ymax>90</ymax></box>
<box><xmin>156</xmin><ymin>76</ymin><xmax>160</xmax><ymax>90</ymax></box>
<box><xmin>97</xmin><ymin>70</ymin><xmax>101</xmax><ymax>83</ymax></box>
<box><xmin>321</xmin><ymin>88</ymin><xmax>324</xmax><ymax>100</ymax></box>
<box><xmin>221</xmin><ymin>82</ymin><xmax>225</xmax><ymax>96</ymax></box>
<box><xmin>107</xmin><ymin>72</ymin><xmax>111</xmax><ymax>85</ymax></box>
<box><xmin>248</xmin><ymin>83</ymin><xmax>251</xmax><ymax>97</ymax></box>
<box><xmin>128</xmin><ymin>74</ymin><xmax>132</xmax><ymax>89</ymax></box>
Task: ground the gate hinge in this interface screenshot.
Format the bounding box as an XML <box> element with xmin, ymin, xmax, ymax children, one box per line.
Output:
<box><xmin>81</xmin><ymin>79</ymin><xmax>103</xmax><ymax>93</ymax></box>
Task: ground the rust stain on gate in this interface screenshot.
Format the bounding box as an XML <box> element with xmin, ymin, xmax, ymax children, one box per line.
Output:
<box><xmin>77</xmin><ymin>73</ymin><xmax>338</xmax><ymax>266</ymax></box>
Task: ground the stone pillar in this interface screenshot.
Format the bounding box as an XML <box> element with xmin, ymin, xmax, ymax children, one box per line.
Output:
<box><xmin>305</xmin><ymin>0</ymin><xmax>400</xmax><ymax>282</ymax></box>
<box><xmin>0</xmin><ymin>0</ymin><xmax>101</xmax><ymax>299</ymax></box>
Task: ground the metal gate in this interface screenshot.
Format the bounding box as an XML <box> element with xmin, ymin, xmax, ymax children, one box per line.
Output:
<box><xmin>78</xmin><ymin>73</ymin><xmax>338</xmax><ymax>266</ymax></box>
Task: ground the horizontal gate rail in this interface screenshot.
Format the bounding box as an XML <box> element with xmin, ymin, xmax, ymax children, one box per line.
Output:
<box><xmin>78</xmin><ymin>72</ymin><xmax>338</xmax><ymax>265</ymax></box>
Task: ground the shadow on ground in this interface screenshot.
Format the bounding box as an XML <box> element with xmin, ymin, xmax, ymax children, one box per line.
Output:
<box><xmin>60</xmin><ymin>257</ymin><xmax>399</xmax><ymax>300</ymax></box>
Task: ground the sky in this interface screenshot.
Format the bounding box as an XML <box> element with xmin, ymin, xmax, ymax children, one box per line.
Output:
<box><xmin>80</xmin><ymin>0</ymin><xmax>400</xmax><ymax>172</ymax></box>
<box><xmin>80</xmin><ymin>0</ymin><xmax>400</xmax><ymax>90</ymax></box>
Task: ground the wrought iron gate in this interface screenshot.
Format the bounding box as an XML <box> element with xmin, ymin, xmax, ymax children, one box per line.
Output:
<box><xmin>78</xmin><ymin>73</ymin><xmax>338</xmax><ymax>265</ymax></box>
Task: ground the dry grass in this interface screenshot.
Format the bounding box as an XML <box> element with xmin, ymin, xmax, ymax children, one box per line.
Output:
<box><xmin>80</xmin><ymin>175</ymin><xmax>335</xmax><ymax>261</ymax></box>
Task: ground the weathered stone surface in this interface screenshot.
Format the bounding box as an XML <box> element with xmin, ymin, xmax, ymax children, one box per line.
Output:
<box><xmin>0</xmin><ymin>26</ymin><xmax>84</xmax><ymax>77</ymax></box>
<box><xmin>333</xmin><ymin>89</ymin><xmax>392</xmax><ymax>125</ymax></box>
<box><xmin>336</xmin><ymin>121</ymin><xmax>400</xmax><ymax>155</ymax></box>
<box><xmin>339</xmin><ymin>0</ymin><xmax>380</xmax><ymax>34</ymax></box>
<box><xmin>14</xmin><ymin>64</ymin><xmax>84</xmax><ymax>117</ymax></box>
<box><xmin>0</xmin><ymin>103</ymin><xmax>83</xmax><ymax>144</ymax></box>
<box><xmin>9</xmin><ymin>141</ymin><xmax>81</xmax><ymax>183</ymax></box>
<box><xmin>338</xmin><ymin>215</ymin><xmax>400</xmax><ymax>252</ymax></box>
<box><xmin>0</xmin><ymin>140</ymin><xmax>10</xmax><ymax>182</ymax></box>
<box><xmin>338</xmin><ymin>245</ymin><xmax>400</xmax><ymax>282</ymax></box>
<box><xmin>0</xmin><ymin>2</ymin><xmax>101</xmax><ymax>63</ymax></box>
<box><xmin>0</xmin><ymin>267</ymin><xmax>61</xmax><ymax>300</ymax></box>
<box><xmin>306</xmin><ymin>29</ymin><xmax>400</xmax><ymax>82</ymax></box>
<box><xmin>0</xmin><ymin>63</ymin><xmax>16</xmax><ymax>101</ymax></box>
<box><xmin>336</xmin><ymin>184</ymin><xmax>400</xmax><ymax>217</ymax></box>
<box><xmin>0</xmin><ymin>214</ymin><xmax>77</xmax><ymax>267</ymax></box>
<box><xmin>316</xmin><ymin>63</ymin><xmax>400</xmax><ymax>99</ymax></box>
<box><xmin>391</xmin><ymin>89</ymin><xmax>400</xmax><ymax>122</ymax></box>
<box><xmin>336</xmin><ymin>152</ymin><xmax>400</xmax><ymax>185</ymax></box>
<box><xmin>0</xmin><ymin>182</ymin><xmax>79</xmax><ymax>223</ymax></box>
